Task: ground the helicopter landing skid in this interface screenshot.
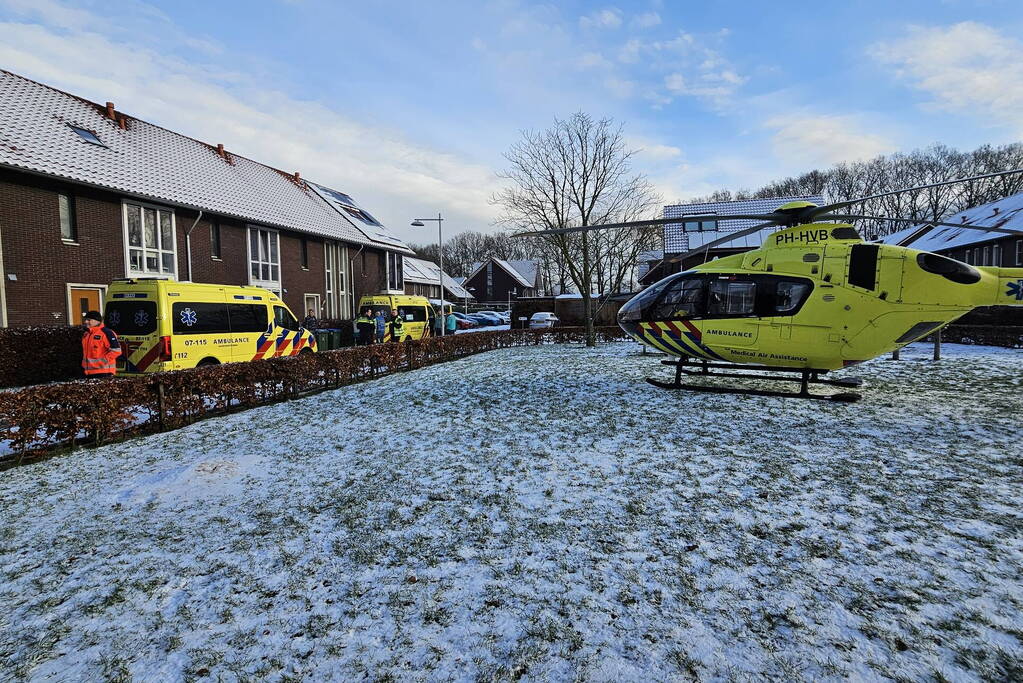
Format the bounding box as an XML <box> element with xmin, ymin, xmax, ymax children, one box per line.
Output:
<box><xmin>648</xmin><ymin>359</ymin><xmax>862</xmax><ymax>402</ymax></box>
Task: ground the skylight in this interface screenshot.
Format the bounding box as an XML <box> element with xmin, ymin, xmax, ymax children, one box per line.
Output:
<box><xmin>69</xmin><ymin>125</ymin><xmax>103</xmax><ymax>146</ymax></box>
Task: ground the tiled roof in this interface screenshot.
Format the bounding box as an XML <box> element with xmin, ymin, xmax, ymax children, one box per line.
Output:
<box><xmin>504</xmin><ymin>260</ymin><xmax>539</xmax><ymax>288</ymax></box>
<box><xmin>877</xmin><ymin>192</ymin><xmax>1023</xmax><ymax>252</ymax></box>
<box><xmin>403</xmin><ymin>256</ymin><xmax>473</xmax><ymax>299</ymax></box>
<box><xmin>0</xmin><ymin>69</ymin><xmax>410</xmax><ymax>252</ymax></box>
<box><xmin>663</xmin><ymin>195</ymin><xmax>824</xmax><ymax>253</ymax></box>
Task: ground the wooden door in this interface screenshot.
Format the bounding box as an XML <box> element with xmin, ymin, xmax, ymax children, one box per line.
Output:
<box><xmin>70</xmin><ymin>287</ymin><xmax>102</xmax><ymax>324</ymax></box>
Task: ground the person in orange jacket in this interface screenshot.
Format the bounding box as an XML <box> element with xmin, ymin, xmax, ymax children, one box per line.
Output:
<box><xmin>81</xmin><ymin>310</ymin><xmax>121</xmax><ymax>378</ymax></box>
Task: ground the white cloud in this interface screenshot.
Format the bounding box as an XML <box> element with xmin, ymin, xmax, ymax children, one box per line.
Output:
<box><xmin>604</xmin><ymin>77</ymin><xmax>635</xmax><ymax>98</ymax></box>
<box><xmin>617</xmin><ymin>38</ymin><xmax>641</xmax><ymax>64</ymax></box>
<box><xmin>765</xmin><ymin>114</ymin><xmax>896</xmax><ymax>167</ymax></box>
<box><xmin>631</xmin><ymin>12</ymin><xmax>661</xmax><ymax>29</ymax></box>
<box><xmin>870</xmin><ymin>21</ymin><xmax>1023</xmax><ymax>135</ymax></box>
<box><xmin>664</xmin><ymin>73</ymin><xmax>686</xmax><ymax>94</ymax></box>
<box><xmin>579</xmin><ymin>8</ymin><xmax>622</xmax><ymax>30</ymax></box>
<box><xmin>577</xmin><ymin>51</ymin><xmax>611</xmax><ymax>69</ymax></box>
<box><xmin>0</xmin><ymin>5</ymin><xmax>503</xmax><ymax>239</ymax></box>
<box><xmin>626</xmin><ymin>136</ymin><xmax>682</xmax><ymax>161</ymax></box>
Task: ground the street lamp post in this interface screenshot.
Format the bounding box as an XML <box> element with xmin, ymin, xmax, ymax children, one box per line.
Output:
<box><xmin>465</xmin><ymin>287</ymin><xmax>475</xmax><ymax>314</ymax></box>
<box><xmin>410</xmin><ymin>213</ymin><xmax>445</xmax><ymax>336</ymax></box>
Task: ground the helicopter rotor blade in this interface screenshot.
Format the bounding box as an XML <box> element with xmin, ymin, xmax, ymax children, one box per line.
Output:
<box><xmin>511</xmin><ymin>213</ymin><xmax>783</xmax><ymax>238</ymax></box>
<box><xmin>808</xmin><ymin>168</ymin><xmax>1023</xmax><ymax>219</ymax></box>
<box><xmin>825</xmin><ymin>214</ymin><xmax>1023</xmax><ymax>236</ymax></box>
<box><xmin>657</xmin><ymin>221</ymin><xmax>780</xmax><ymax>267</ymax></box>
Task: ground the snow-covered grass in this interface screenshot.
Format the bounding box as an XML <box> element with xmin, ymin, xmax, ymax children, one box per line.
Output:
<box><xmin>1</xmin><ymin>342</ymin><xmax>1022</xmax><ymax>680</ymax></box>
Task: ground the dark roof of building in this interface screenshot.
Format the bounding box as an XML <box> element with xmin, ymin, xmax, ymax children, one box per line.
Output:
<box><xmin>876</xmin><ymin>192</ymin><xmax>1023</xmax><ymax>252</ymax></box>
<box><xmin>0</xmin><ymin>69</ymin><xmax>411</xmax><ymax>252</ymax></box>
<box><xmin>466</xmin><ymin>258</ymin><xmax>537</xmax><ymax>289</ymax></box>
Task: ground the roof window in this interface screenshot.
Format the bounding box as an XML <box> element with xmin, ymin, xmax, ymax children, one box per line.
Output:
<box><xmin>69</xmin><ymin>125</ymin><xmax>104</xmax><ymax>146</ymax></box>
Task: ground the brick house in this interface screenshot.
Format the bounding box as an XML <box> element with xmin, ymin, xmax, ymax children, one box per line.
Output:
<box><xmin>463</xmin><ymin>258</ymin><xmax>541</xmax><ymax>305</ymax></box>
<box><xmin>0</xmin><ymin>69</ymin><xmax>413</xmax><ymax>328</ymax></box>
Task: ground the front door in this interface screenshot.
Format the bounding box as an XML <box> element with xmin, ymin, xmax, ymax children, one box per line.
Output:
<box><xmin>69</xmin><ymin>287</ymin><xmax>103</xmax><ymax>324</ymax></box>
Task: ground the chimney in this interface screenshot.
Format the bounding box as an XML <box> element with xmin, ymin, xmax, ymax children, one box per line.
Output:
<box><xmin>105</xmin><ymin>101</ymin><xmax>116</xmax><ymax>120</ymax></box>
<box><xmin>216</xmin><ymin>143</ymin><xmax>225</xmax><ymax>158</ymax></box>
<box><xmin>118</xmin><ymin>115</ymin><xmax>126</xmax><ymax>130</ymax></box>
<box><xmin>294</xmin><ymin>171</ymin><xmax>301</xmax><ymax>182</ymax></box>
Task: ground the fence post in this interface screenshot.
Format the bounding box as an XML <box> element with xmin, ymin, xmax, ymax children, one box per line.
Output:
<box><xmin>157</xmin><ymin>380</ymin><xmax>166</xmax><ymax>432</ymax></box>
<box><xmin>892</xmin><ymin>348</ymin><xmax>900</xmax><ymax>360</ymax></box>
<box><xmin>933</xmin><ymin>328</ymin><xmax>941</xmax><ymax>361</ymax></box>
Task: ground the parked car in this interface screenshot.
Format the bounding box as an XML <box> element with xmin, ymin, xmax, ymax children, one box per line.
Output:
<box><xmin>469</xmin><ymin>313</ymin><xmax>503</xmax><ymax>327</ymax></box>
<box><xmin>529</xmin><ymin>312</ymin><xmax>559</xmax><ymax>329</ymax></box>
<box><xmin>496</xmin><ymin>312</ymin><xmax>511</xmax><ymax>324</ymax></box>
<box><xmin>450</xmin><ymin>311</ymin><xmax>478</xmax><ymax>329</ymax></box>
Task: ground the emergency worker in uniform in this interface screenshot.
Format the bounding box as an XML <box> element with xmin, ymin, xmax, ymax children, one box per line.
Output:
<box><xmin>355</xmin><ymin>308</ymin><xmax>376</xmax><ymax>346</ymax></box>
<box><xmin>389</xmin><ymin>308</ymin><xmax>405</xmax><ymax>342</ymax></box>
<box><xmin>81</xmin><ymin>310</ymin><xmax>121</xmax><ymax>378</ymax></box>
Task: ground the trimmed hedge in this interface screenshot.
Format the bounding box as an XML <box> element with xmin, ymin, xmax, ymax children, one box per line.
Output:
<box><xmin>0</xmin><ymin>326</ymin><xmax>83</xmax><ymax>388</ymax></box>
<box><xmin>0</xmin><ymin>326</ymin><xmax>628</xmax><ymax>464</ymax></box>
<box><xmin>942</xmin><ymin>325</ymin><xmax>1023</xmax><ymax>348</ymax></box>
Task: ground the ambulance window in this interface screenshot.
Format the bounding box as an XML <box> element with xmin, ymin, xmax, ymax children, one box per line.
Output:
<box><xmin>775</xmin><ymin>281</ymin><xmax>811</xmax><ymax>314</ymax></box>
<box><xmin>105</xmin><ymin>302</ymin><xmax>157</xmax><ymax>335</ymax></box>
<box><xmin>404</xmin><ymin>306</ymin><xmax>427</xmax><ymax>322</ymax></box>
<box><xmin>274</xmin><ymin>306</ymin><xmax>300</xmax><ymax>331</ymax></box>
<box><xmin>653</xmin><ymin>277</ymin><xmax>705</xmax><ymax>319</ymax></box>
<box><xmin>708</xmin><ymin>280</ymin><xmax>756</xmax><ymax>316</ymax></box>
<box><xmin>172</xmin><ymin>302</ymin><xmax>229</xmax><ymax>335</ymax></box>
<box><xmin>229</xmin><ymin>304</ymin><xmax>269</xmax><ymax>333</ymax></box>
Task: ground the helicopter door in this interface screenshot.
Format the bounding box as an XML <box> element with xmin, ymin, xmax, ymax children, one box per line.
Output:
<box><xmin>702</xmin><ymin>278</ymin><xmax>760</xmax><ymax>347</ymax></box>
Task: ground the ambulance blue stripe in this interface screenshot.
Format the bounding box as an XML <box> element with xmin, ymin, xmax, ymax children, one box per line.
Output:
<box><xmin>682</xmin><ymin>330</ymin><xmax>726</xmax><ymax>361</ymax></box>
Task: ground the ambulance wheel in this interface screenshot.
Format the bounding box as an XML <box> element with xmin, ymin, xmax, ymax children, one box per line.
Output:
<box><xmin>196</xmin><ymin>358</ymin><xmax>220</xmax><ymax>367</ymax></box>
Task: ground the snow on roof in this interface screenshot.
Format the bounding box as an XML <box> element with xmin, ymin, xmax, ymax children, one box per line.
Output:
<box><xmin>505</xmin><ymin>260</ymin><xmax>539</xmax><ymax>287</ymax></box>
<box><xmin>885</xmin><ymin>192</ymin><xmax>1023</xmax><ymax>253</ymax></box>
<box><xmin>403</xmin><ymin>256</ymin><xmax>473</xmax><ymax>299</ymax></box>
<box><xmin>663</xmin><ymin>195</ymin><xmax>824</xmax><ymax>253</ymax></box>
<box><xmin>0</xmin><ymin>69</ymin><xmax>410</xmax><ymax>252</ymax></box>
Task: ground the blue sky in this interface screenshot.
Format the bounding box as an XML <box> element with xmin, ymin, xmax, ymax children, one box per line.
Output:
<box><xmin>1</xmin><ymin>0</ymin><xmax>1021</xmax><ymax>241</ymax></box>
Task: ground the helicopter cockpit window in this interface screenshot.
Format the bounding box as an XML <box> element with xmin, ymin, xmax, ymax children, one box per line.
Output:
<box><xmin>708</xmin><ymin>280</ymin><xmax>756</xmax><ymax>316</ymax></box>
<box><xmin>775</xmin><ymin>281</ymin><xmax>811</xmax><ymax>314</ymax></box>
<box><xmin>653</xmin><ymin>277</ymin><xmax>705</xmax><ymax>319</ymax></box>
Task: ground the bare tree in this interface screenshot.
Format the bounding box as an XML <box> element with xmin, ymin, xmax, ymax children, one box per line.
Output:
<box><xmin>492</xmin><ymin>113</ymin><xmax>661</xmax><ymax>346</ymax></box>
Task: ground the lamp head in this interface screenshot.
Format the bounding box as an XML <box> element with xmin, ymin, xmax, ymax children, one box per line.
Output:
<box><xmin>410</xmin><ymin>220</ymin><xmax>425</xmax><ymax>227</ymax></box>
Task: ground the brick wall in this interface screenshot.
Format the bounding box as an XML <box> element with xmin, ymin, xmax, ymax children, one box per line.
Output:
<box><xmin>0</xmin><ymin>169</ymin><xmax>124</xmax><ymax>326</ymax></box>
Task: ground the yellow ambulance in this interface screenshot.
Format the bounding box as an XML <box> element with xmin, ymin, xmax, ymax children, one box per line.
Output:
<box><xmin>103</xmin><ymin>278</ymin><xmax>316</xmax><ymax>374</ymax></box>
<box><xmin>357</xmin><ymin>294</ymin><xmax>435</xmax><ymax>342</ymax></box>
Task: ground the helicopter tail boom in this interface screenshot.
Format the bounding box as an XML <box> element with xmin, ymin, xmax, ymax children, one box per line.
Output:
<box><xmin>989</xmin><ymin>268</ymin><xmax>1023</xmax><ymax>306</ymax></box>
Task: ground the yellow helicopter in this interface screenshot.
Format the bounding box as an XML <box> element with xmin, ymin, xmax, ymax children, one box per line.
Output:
<box><xmin>519</xmin><ymin>170</ymin><xmax>1023</xmax><ymax>401</ymax></box>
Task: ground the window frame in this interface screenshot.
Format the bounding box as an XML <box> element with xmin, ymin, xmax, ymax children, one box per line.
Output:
<box><xmin>58</xmin><ymin>192</ymin><xmax>78</xmax><ymax>243</ymax></box>
<box><xmin>246</xmin><ymin>226</ymin><xmax>281</xmax><ymax>291</ymax></box>
<box><xmin>122</xmin><ymin>200</ymin><xmax>177</xmax><ymax>279</ymax></box>
<box><xmin>386</xmin><ymin>251</ymin><xmax>404</xmax><ymax>292</ymax></box>
<box><xmin>210</xmin><ymin>221</ymin><xmax>222</xmax><ymax>260</ymax></box>
<box><xmin>636</xmin><ymin>273</ymin><xmax>815</xmax><ymax>322</ymax></box>
<box><xmin>300</xmin><ymin>238</ymin><xmax>309</xmax><ymax>270</ymax></box>
<box><xmin>1016</xmin><ymin>240</ymin><xmax>1023</xmax><ymax>267</ymax></box>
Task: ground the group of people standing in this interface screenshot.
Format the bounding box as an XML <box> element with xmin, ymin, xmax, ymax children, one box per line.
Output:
<box><xmin>353</xmin><ymin>306</ymin><xmax>457</xmax><ymax>346</ymax></box>
<box><xmin>354</xmin><ymin>307</ymin><xmax>407</xmax><ymax>346</ymax></box>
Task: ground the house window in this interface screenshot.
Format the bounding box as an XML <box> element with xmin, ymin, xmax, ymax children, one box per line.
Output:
<box><xmin>124</xmin><ymin>202</ymin><xmax>176</xmax><ymax>277</ymax></box>
<box><xmin>248</xmin><ymin>227</ymin><xmax>280</xmax><ymax>289</ymax></box>
<box><xmin>386</xmin><ymin>252</ymin><xmax>403</xmax><ymax>291</ymax></box>
<box><xmin>324</xmin><ymin>242</ymin><xmax>348</xmax><ymax>318</ymax></box>
<box><xmin>486</xmin><ymin>262</ymin><xmax>493</xmax><ymax>299</ymax></box>
<box><xmin>992</xmin><ymin>244</ymin><xmax>1001</xmax><ymax>267</ymax></box>
<box><xmin>58</xmin><ymin>193</ymin><xmax>77</xmax><ymax>242</ymax></box>
<box><xmin>210</xmin><ymin>222</ymin><xmax>221</xmax><ymax>259</ymax></box>
<box><xmin>982</xmin><ymin>246</ymin><xmax>990</xmax><ymax>267</ymax></box>
<box><xmin>1016</xmin><ymin>240</ymin><xmax>1023</xmax><ymax>266</ymax></box>
<box><xmin>683</xmin><ymin>220</ymin><xmax>717</xmax><ymax>232</ymax></box>
<box><xmin>301</xmin><ymin>238</ymin><xmax>309</xmax><ymax>269</ymax></box>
